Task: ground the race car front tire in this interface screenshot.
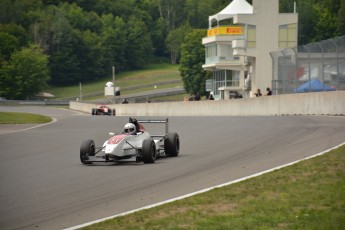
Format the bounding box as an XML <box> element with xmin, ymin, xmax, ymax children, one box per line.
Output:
<box><xmin>80</xmin><ymin>139</ymin><xmax>95</xmax><ymax>164</ymax></box>
<box><xmin>165</xmin><ymin>132</ymin><xmax>180</xmax><ymax>157</ymax></box>
<box><xmin>142</xmin><ymin>138</ymin><xmax>156</xmax><ymax>163</ymax></box>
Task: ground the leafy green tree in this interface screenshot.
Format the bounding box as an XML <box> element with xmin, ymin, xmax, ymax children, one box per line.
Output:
<box><xmin>37</xmin><ymin>4</ymin><xmax>102</xmax><ymax>85</ymax></box>
<box><xmin>0</xmin><ymin>32</ymin><xmax>19</xmax><ymax>65</ymax></box>
<box><xmin>0</xmin><ymin>0</ymin><xmax>15</xmax><ymax>23</ymax></box>
<box><xmin>296</xmin><ymin>0</ymin><xmax>316</xmax><ymax>45</ymax></box>
<box><xmin>185</xmin><ymin>0</ymin><xmax>227</xmax><ymax>29</ymax></box>
<box><xmin>30</xmin><ymin>4</ymin><xmax>72</xmax><ymax>53</ymax></box>
<box><xmin>150</xmin><ymin>0</ymin><xmax>186</xmax><ymax>32</ymax></box>
<box><xmin>125</xmin><ymin>15</ymin><xmax>154</xmax><ymax>69</ymax></box>
<box><xmin>151</xmin><ymin>16</ymin><xmax>169</xmax><ymax>57</ymax></box>
<box><xmin>166</xmin><ymin>24</ymin><xmax>192</xmax><ymax>64</ymax></box>
<box><xmin>33</xmin><ymin>5</ymin><xmax>80</xmax><ymax>85</ymax></box>
<box><xmin>0</xmin><ymin>44</ymin><xmax>50</xmax><ymax>99</ymax></box>
<box><xmin>48</xmin><ymin>44</ymin><xmax>81</xmax><ymax>85</ymax></box>
<box><xmin>0</xmin><ymin>0</ymin><xmax>43</xmax><ymax>28</ymax></box>
<box><xmin>101</xmin><ymin>14</ymin><xmax>127</xmax><ymax>72</ymax></box>
<box><xmin>0</xmin><ymin>24</ymin><xmax>29</xmax><ymax>47</ymax></box>
<box><xmin>337</xmin><ymin>0</ymin><xmax>345</xmax><ymax>35</ymax></box>
<box><xmin>61</xmin><ymin>2</ymin><xmax>102</xmax><ymax>34</ymax></box>
<box><xmin>312</xmin><ymin>2</ymin><xmax>338</xmax><ymax>42</ymax></box>
<box><xmin>88</xmin><ymin>0</ymin><xmax>136</xmax><ymax>18</ymax></box>
<box><xmin>75</xmin><ymin>29</ymin><xmax>105</xmax><ymax>81</ymax></box>
<box><xmin>179</xmin><ymin>29</ymin><xmax>210</xmax><ymax>96</ymax></box>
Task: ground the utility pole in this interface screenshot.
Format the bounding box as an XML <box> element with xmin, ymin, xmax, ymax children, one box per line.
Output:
<box><xmin>112</xmin><ymin>66</ymin><xmax>115</xmax><ymax>104</ymax></box>
<box><xmin>79</xmin><ymin>82</ymin><xmax>82</xmax><ymax>100</ymax></box>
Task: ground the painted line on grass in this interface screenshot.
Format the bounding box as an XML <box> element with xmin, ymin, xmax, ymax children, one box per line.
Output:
<box><xmin>64</xmin><ymin>141</ymin><xmax>345</xmax><ymax>230</ymax></box>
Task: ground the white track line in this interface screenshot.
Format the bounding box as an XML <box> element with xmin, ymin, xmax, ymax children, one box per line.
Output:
<box><xmin>64</xmin><ymin>141</ymin><xmax>345</xmax><ymax>230</ymax></box>
<box><xmin>0</xmin><ymin>118</ymin><xmax>57</xmax><ymax>134</ymax></box>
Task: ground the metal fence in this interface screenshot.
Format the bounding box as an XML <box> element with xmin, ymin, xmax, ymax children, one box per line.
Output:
<box><xmin>270</xmin><ymin>35</ymin><xmax>345</xmax><ymax>95</ymax></box>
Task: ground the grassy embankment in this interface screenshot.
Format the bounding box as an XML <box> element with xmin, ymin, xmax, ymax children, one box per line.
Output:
<box><xmin>0</xmin><ymin>112</ymin><xmax>52</xmax><ymax>124</ymax></box>
<box><xmin>49</xmin><ymin>64</ymin><xmax>189</xmax><ymax>101</ymax></box>
<box><xmin>81</xmin><ymin>144</ymin><xmax>345</xmax><ymax>229</ymax></box>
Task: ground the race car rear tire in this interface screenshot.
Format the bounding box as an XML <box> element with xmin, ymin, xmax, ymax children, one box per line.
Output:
<box><xmin>80</xmin><ymin>139</ymin><xmax>95</xmax><ymax>164</ymax></box>
<box><xmin>165</xmin><ymin>132</ymin><xmax>180</xmax><ymax>157</ymax></box>
<box><xmin>112</xmin><ymin>109</ymin><xmax>116</xmax><ymax>116</ymax></box>
<box><xmin>91</xmin><ymin>108</ymin><xmax>96</xmax><ymax>115</ymax></box>
<box><xmin>142</xmin><ymin>138</ymin><xmax>156</xmax><ymax>163</ymax></box>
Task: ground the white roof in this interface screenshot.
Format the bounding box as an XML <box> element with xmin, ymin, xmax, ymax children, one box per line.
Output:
<box><xmin>209</xmin><ymin>0</ymin><xmax>253</xmax><ymax>24</ymax></box>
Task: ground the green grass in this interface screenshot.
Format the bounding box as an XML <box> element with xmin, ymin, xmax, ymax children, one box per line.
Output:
<box><xmin>48</xmin><ymin>64</ymin><xmax>180</xmax><ymax>99</ymax></box>
<box><xmin>152</xmin><ymin>93</ymin><xmax>190</xmax><ymax>102</ymax></box>
<box><xmin>0</xmin><ymin>112</ymin><xmax>52</xmax><ymax>124</ymax></box>
<box><xmin>82</xmin><ymin>145</ymin><xmax>345</xmax><ymax>229</ymax></box>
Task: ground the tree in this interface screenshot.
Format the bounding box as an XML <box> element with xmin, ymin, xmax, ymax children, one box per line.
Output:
<box><xmin>101</xmin><ymin>14</ymin><xmax>127</xmax><ymax>72</ymax></box>
<box><xmin>75</xmin><ymin>29</ymin><xmax>105</xmax><ymax>81</ymax></box>
<box><xmin>337</xmin><ymin>0</ymin><xmax>345</xmax><ymax>35</ymax></box>
<box><xmin>312</xmin><ymin>2</ymin><xmax>338</xmax><ymax>42</ymax></box>
<box><xmin>165</xmin><ymin>24</ymin><xmax>192</xmax><ymax>64</ymax></box>
<box><xmin>0</xmin><ymin>24</ymin><xmax>29</xmax><ymax>47</ymax></box>
<box><xmin>61</xmin><ymin>3</ymin><xmax>102</xmax><ymax>34</ymax></box>
<box><xmin>151</xmin><ymin>16</ymin><xmax>169</xmax><ymax>57</ymax></box>
<box><xmin>0</xmin><ymin>0</ymin><xmax>43</xmax><ymax>28</ymax></box>
<box><xmin>90</xmin><ymin>0</ymin><xmax>136</xmax><ymax>18</ymax></box>
<box><xmin>125</xmin><ymin>15</ymin><xmax>154</xmax><ymax>69</ymax></box>
<box><xmin>179</xmin><ymin>29</ymin><xmax>210</xmax><ymax>96</ymax></box>
<box><xmin>152</xmin><ymin>0</ymin><xmax>186</xmax><ymax>32</ymax></box>
<box><xmin>0</xmin><ymin>32</ymin><xmax>19</xmax><ymax>65</ymax></box>
<box><xmin>0</xmin><ymin>44</ymin><xmax>50</xmax><ymax>99</ymax></box>
<box><xmin>185</xmin><ymin>0</ymin><xmax>227</xmax><ymax>29</ymax></box>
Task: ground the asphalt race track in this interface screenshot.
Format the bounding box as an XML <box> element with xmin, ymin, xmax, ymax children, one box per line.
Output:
<box><xmin>1</xmin><ymin>106</ymin><xmax>345</xmax><ymax>229</ymax></box>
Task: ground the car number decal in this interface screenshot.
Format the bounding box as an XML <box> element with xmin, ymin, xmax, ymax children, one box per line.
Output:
<box><xmin>107</xmin><ymin>134</ymin><xmax>126</xmax><ymax>144</ymax></box>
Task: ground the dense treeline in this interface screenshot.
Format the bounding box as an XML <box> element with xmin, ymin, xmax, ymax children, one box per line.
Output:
<box><xmin>0</xmin><ymin>0</ymin><xmax>344</xmax><ymax>99</ymax></box>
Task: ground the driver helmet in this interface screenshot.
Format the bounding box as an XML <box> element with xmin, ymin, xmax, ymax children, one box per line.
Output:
<box><xmin>124</xmin><ymin>123</ymin><xmax>136</xmax><ymax>133</ymax></box>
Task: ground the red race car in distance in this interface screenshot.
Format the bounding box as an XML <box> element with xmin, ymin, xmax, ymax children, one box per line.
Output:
<box><xmin>91</xmin><ymin>104</ymin><xmax>115</xmax><ymax>116</ymax></box>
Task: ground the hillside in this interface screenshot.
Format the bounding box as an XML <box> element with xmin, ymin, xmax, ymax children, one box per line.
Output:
<box><xmin>48</xmin><ymin>64</ymin><xmax>187</xmax><ymax>102</ymax></box>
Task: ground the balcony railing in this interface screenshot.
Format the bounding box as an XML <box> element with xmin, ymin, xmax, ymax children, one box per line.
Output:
<box><xmin>232</xmin><ymin>39</ymin><xmax>246</xmax><ymax>49</ymax></box>
<box><xmin>205</xmin><ymin>56</ymin><xmax>241</xmax><ymax>65</ymax></box>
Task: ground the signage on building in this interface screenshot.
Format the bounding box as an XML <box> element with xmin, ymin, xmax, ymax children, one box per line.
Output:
<box><xmin>208</xmin><ymin>26</ymin><xmax>243</xmax><ymax>36</ymax></box>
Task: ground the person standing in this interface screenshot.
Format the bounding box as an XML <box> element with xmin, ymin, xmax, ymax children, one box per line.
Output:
<box><xmin>194</xmin><ymin>93</ymin><xmax>201</xmax><ymax>101</ymax></box>
<box><xmin>266</xmin><ymin>87</ymin><xmax>272</xmax><ymax>96</ymax></box>
<box><xmin>254</xmin><ymin>89</ymin><xmax>262</xmax><ymax>97</ymax></box>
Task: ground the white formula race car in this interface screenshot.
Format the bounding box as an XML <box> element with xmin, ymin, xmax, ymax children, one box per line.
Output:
<box><xmin>80</xmin><ymin>118</ymin><xmax>180</xmax><ymax>164</ymax></box>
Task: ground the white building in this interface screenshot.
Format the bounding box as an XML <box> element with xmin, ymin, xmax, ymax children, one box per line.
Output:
<box><xmin>202</xmin><ymin>0</ymin><xmax>298</xmax><ymax>99</ymax></box>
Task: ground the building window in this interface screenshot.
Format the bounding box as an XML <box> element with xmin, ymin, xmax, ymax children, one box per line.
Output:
<box><xmin>206</xmin><ymin>44</ymin><xmax>217</xmax><ymax>58</ymax></box>
<box><xmin>225</xmin><ymin>70</ymin><xmax>240</xmax><ymax>87</ymax></box>
<box><xmin>219</xmin><ymin>44</ymin><xmax>233</xmax><ymax>60</ymax></box>
<box><xmin>279</xmin><ymin>23</ymin><xmax>297</xmax><ymax>48</ymax></box>
<box><xmin>247</xmin><ymin>25</ymin><xmax>256</xmax><ymax>48</ymax></box>
<box><xmin>213</xmin><ymin>70</ymin><xmax>240</xmax><ymax>96</ymax></box>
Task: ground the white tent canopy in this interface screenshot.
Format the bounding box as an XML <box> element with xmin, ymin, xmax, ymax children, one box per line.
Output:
<box><xmin>209</xmin><ymin>0</ymin><xmax>253</xmax><ymax>27</ymax></box>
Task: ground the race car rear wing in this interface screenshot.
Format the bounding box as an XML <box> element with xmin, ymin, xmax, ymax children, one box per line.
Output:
<box><xmin>132</xmin><ymin>118</ymin><xmax>169</xmax><ymax>136</ymax></box>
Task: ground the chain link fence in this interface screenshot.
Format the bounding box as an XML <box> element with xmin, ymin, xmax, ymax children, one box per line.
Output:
<box><xmin>270</xmin><ymin>35</ymin><xmax>345</xmax><ymax>95</ymax></box>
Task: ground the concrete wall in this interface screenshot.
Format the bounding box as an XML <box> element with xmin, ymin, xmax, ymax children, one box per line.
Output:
<box><xmin>70</xmin><ymin>91</ymin><xmax>345</xmax><ymax>116</ymax></box>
